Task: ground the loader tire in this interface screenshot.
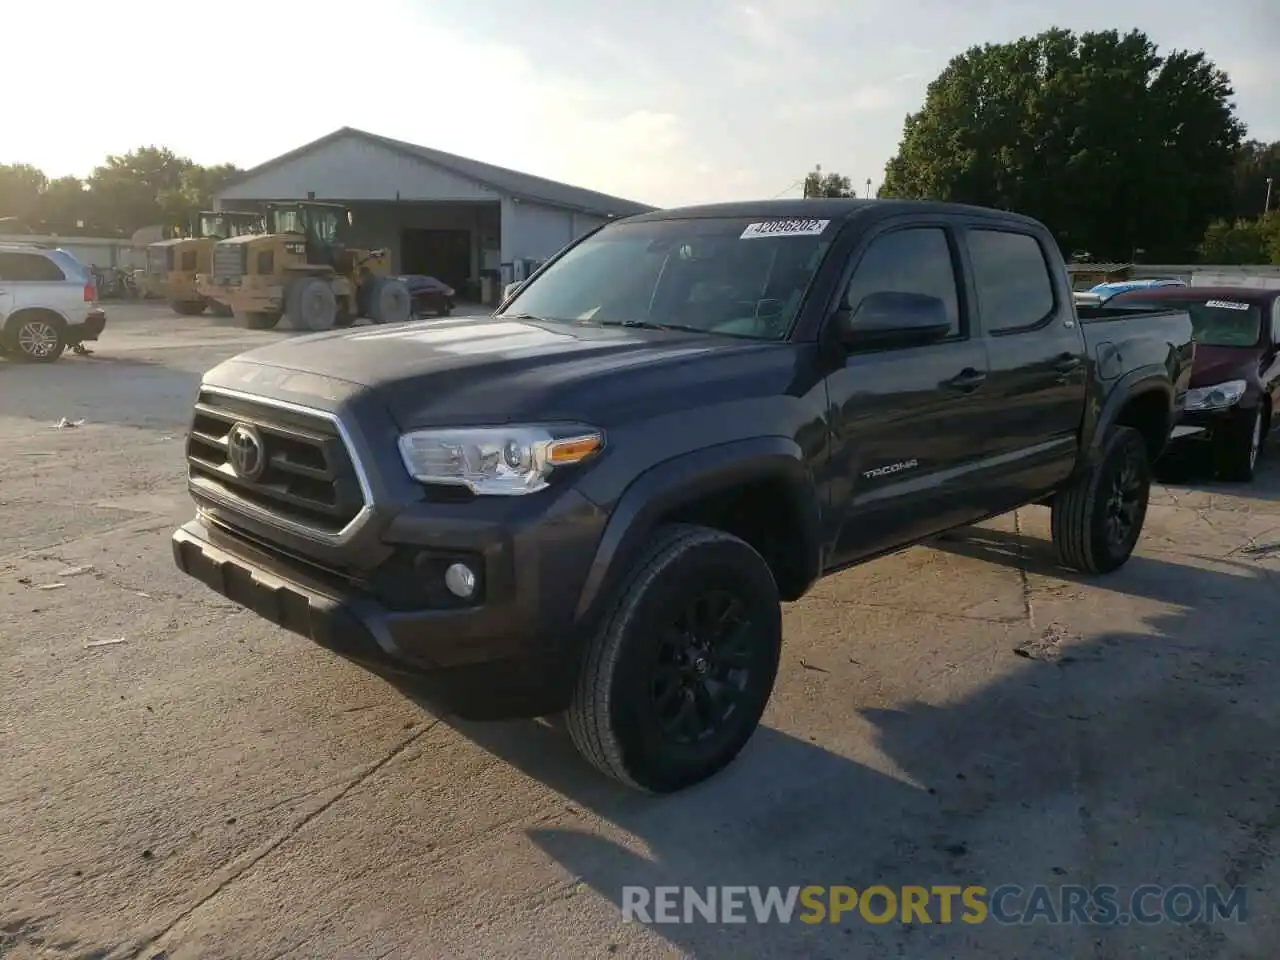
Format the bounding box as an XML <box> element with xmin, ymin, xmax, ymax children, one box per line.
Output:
<box><xmin>237</xmin><ymin>310</ymin><xmax>280</xmax><ymax>330</ymax></box>
<box><xmin>367</xmin><ymin>277</ymin><xmax>412</xmax><ymax>325</ymax></box>
<box><xmin>285</xmin><ymin>277</ymin><xmax>338</xmax><ymax>332</ymax></box>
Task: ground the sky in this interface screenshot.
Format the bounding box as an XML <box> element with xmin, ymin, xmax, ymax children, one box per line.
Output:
<box><xmin>3</xmin><ymin>0</ymin><xmax>1277</xmax><ymax>208</ymax></box>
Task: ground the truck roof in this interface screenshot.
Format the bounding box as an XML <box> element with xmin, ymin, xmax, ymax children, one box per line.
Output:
<box><xmin>622</xmin><ymin>198</ymin><xmax>1046</xmax><ymax>229</ymax></box>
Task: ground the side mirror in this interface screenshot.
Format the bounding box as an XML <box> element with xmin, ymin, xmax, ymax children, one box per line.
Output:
<box><xmin>833</xmin><ymin>291</ymin><xmax>952</xmax><ymax>349</ymax></box>
<box><xmin>503</xmin><ymin>281</ymin><xmax>524</xmax><ymax>300</ymax></box>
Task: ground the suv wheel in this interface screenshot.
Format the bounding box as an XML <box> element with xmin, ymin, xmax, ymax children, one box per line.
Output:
<box><xmin>566</xmin><ymin>524</ymin><xmax>782</xmax><ymax>793</ymax></box>
<box><xmin>1214</xmin><ymin>407</ymin><xmax>1265</xmax><ymax>482</ymax></box>
<box><xmin>8</xmin><ymin>315</ymin><xmax>66</xmax><ymax>363</ymax></box>
<box><xmin>1051</xmin><ymin>425</ymin><xmax>1151</xmax><ymax>574</ymax></box>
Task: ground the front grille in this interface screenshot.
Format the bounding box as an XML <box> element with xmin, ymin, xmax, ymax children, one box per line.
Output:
<box><xmin>186</xmin><ymin>390</ymin><xmax>366</xmax><ymax>536</ymax></box>
<box><xmin>213</xmin><ymin>243</ymin><xmax>247</xmax><ymax>281</ymax></box>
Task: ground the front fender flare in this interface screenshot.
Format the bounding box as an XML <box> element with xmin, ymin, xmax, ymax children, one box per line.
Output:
<box><xmin>574</xmin><ymin>437</ymin><xmax>822</xmax><ymax>623</ymax></box>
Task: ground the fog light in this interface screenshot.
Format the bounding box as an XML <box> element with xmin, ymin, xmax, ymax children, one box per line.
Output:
<box><xmin>444</xmin><ymin>562</ymin><xmax>477</xmax><ymax>599</ymax></box>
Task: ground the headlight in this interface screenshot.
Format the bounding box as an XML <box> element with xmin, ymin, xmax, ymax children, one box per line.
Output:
<box><xmin>1185</xmin><ymin>379</ymin><xmax>1247</xmax><ymax>412</ymax></box>
<box><xmin>398</xmin><ymin>424</ymin><xmax>604</xmax><ymax>495</ymax></box>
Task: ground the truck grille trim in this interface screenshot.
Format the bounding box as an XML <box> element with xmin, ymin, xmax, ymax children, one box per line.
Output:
<box><xmin>186</xmin><ymin>387</ymin><xmax>372</xmax><ymax>543</ymax></box>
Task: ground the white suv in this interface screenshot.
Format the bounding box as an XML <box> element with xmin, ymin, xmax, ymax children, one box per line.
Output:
<box><xmin>0</xmin><ymin>243</ymin><xmax>107</xmax><ymax>362</ymax></box>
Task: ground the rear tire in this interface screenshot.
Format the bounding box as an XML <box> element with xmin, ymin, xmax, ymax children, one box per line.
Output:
<box><xmin>565</xmin><ymin>524</ymin><xmax>782</xmax><ymax>793</ymax></box>
<box><xmin>169</xmin><ymin>299</ymin><xmax>208</xmax><ymax>316</ymax></box>
<box><xmin>1214</xmin><ymin>406</ymin><xmax>1265</xmax><ymax>482</ymax></box>
<box><xmin>1051</xmin><ymin>425</ymin><xmax>1150</xmax><ymax>574</ymax></box>
<box><xmin>366</xmin><ymin>277</ymin><xmax>412</xmax><ymax>324</ymax></box>
<box><xmin>285</xmin><ymin>277</ymin><xmax>338</xmax><ymax>331</ymax></box>
<box><xmin>6</xmin><ymin>314</ymin><xmax>66</xmax><ymax>363</ymax></box>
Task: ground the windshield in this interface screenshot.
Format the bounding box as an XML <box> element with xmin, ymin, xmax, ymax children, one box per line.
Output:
<box><xmin>497</xmin><ymin>216</ymin><xmax>837</xmax><ymax>340</ymax></box>
<box><xmin>270</xmin><ymin>208</ymin><xmax>304</xmax><ymax>234</ymax></box>
<box><xmin>1123</xmin><ymin>297</ymin><xmax>1263</xmax><ymax>347</ymax></box>
<box><xmin>269</xmin><ymin>205</ymin><xmax>342</xmax><ymax>242</ymax></box>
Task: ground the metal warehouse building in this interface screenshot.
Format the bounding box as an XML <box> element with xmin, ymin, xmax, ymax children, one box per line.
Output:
<box><xmin>213</xmin><ymin>126</ymin><xmax>655</xmax><ymax>303</ymax></box>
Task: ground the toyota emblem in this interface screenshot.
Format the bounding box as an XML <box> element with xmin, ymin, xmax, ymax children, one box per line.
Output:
<box><xmin>227</xmin><ymin>423</ymin><xmax>266</xmax><ymax>481</ymax></box>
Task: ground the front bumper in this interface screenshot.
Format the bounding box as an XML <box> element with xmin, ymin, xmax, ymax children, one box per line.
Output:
<box><xmin>173</xmin><ymin>487</ymin><xmax>606</xmax><ymax>718</ymax></box>
<box><xmin>1169</xmin><ymin>404</ymin><xmax>1256</xmax><ymax>444</ymax></box>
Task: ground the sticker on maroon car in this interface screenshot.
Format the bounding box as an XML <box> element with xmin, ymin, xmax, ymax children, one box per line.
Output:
<box><xmin>1204</xmin><ymin>300</ymin><xmax>1251</xmax><ymax>310</ymax></box>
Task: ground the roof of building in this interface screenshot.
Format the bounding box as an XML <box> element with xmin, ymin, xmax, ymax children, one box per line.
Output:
<box><xmin>219</xmin><ymin>127</ymin><xmax>657</xmax><ymax>219</ymax></box>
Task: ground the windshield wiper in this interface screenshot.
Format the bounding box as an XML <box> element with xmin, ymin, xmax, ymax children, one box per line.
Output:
<box><xmin>595</xmin><ymin>319</ymin><xmax>707</xmax><ymax>334</ymax></box>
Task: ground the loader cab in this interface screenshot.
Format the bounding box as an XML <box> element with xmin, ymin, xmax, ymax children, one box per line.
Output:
<box><xmin>267</xmin><ymin>202</ymin><xmax>352</xmax><ymax>268</ymax></box>
<box><xmin>198</xmin><ymin>211</ymin><xmax>264</xmax><ymax>240</ymax></box>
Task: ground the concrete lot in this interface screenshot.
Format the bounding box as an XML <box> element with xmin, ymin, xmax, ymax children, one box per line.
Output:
<box><xmin>1</xmin><ymin>303</ymin><xmax>1277</xmax><ymax>959</ymax></box>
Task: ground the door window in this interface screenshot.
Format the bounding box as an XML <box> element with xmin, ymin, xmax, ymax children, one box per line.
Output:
<box><xmin>0</xmin><ymin>252</ymin><xmax>67</xmax><ymax>282</ymax></box>
<box><xmin>967</xmin><ymin>230</ymin><xmax>1055</xmax><ymax>333</ymax></box>
<box><xmin>1271</xmin><ymin>299</ymin><xmax>1280</xmax><ymax>344</ymax></box>
<box><xmin>842</xmin><ymin>227</ymin><xmax>962</xmax><ymax>338</ymax></box>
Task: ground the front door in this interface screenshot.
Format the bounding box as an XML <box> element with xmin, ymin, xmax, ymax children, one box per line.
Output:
<box><xmin>958</xmin><ymin>224</ymin><xmax>1088</xmax><ymax>511</ymax></box>
<box><xmin>824</xmin><ymin>222</ymin><xmax>992</xmax><ymax>568</ymax></box>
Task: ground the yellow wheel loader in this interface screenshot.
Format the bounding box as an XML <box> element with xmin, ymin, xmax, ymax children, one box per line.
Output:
<box><xmin>203</xmin><ymin>201</ymin><xmax>411</xmax><ymax>331</ymax></box>
<box><xmin>146</xmin><ymin>211</ymin><xmax>264</xmax><ymax>317</ymax></box>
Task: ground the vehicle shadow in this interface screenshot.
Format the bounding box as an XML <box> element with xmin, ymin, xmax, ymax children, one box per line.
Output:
<box><xmin>1155</xmin><ymin>438</ymin><xmax>1280</xmax><ymax>503</ymax></box>
<box><xmin>408</xmin><ymin>541</ymin><xmax>1279</xmax><ymax>958</ymax></box>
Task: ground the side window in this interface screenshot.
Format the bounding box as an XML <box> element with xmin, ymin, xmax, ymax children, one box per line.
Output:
<box><xmin>181</xmin><ymin>251</ymin><xmax>198</xmax><ymax>272</ymax></box>
<box><xmin>967</xmin><ymin>229</ymin><xmax>1055</xmax><ymax>333</ymax></box>
<box><xmin>1272</xmin><ymin>299</ymin><xmax>1280</xmax><ymax>344</ymax></box>
<box><xmin>0</xmin><ymin>252</ymin><xmax>66</xmax><ymax>282</ymax></box>
<box><xmin>842</xmin><ymin>227</ymin><xmax>962</xmax><ymax>337</ymax></box>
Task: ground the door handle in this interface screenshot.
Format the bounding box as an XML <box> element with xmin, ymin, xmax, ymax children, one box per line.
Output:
<box><xmin>944</xmin><ymin>368</ymin><xmax>987</xmax><ymax>392</ymax></box>
<box><xmin>1054</xmin><ymin>355</ymin><xmax>1083</xmax><ymax>373</ymax></box>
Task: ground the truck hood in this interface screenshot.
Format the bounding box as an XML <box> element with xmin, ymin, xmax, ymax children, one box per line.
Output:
<box><xmin>206</xmin><ymin>316</ymin><xmax>791</xmax><ymax>429</ymax></box>
<box><xmin>1189</xmin><ymin>344</ymin><xmax>1262</xmax><ymax>389</ymax></box>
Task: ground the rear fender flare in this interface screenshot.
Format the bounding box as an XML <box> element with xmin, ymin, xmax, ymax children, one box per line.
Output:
<box><xmin>574</xmin><ymin>437</ymin><xmax>822</xmax><ymax>624</ymax></box>
<box><xmin>1083</xmin><ymin>366</ymin><xmax>1174</xmax><ymax>468</ymax></box>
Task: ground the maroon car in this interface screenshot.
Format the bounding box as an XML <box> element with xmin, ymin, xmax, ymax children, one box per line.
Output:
<box><xmin>1109</xmin><ymin>285</ymin><xmax>1280</xmax><ymax>481</ymax></box>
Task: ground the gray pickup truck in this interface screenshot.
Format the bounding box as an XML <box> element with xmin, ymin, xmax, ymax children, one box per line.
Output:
<box><xmin>172</xmin><ymin>199</ymin><xmax>1195</xmax><ymax>792</ymax></box>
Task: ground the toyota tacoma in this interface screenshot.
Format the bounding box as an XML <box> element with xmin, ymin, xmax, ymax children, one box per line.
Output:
<box><xmin>172</xmin><ymin>199</ymin><xmax>1194</xmax><ymax>793</ymax></box>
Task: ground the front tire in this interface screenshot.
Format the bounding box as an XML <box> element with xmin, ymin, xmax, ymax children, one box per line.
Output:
<box><xmin>239</xmin><ymin>310</ymin><xmax>281</xmax><ymax>330</ymax></box>
<box><xmin>285</xmin><ymin>277</ymin><xmax>338</xmax><ymax>331</ymax></box>
<box><xmin>366</xmin><ymin>277</ymin><xmax>412</xmax><ymax>324</ymax></box>
<box><xmin>566</xmin><ymin>524</ymin><xmax>782</xmax><ymax>793</ymax></box>
<box><xmin>1051</xmin><ymin>425</ymin><xmax>1151</xmax><ymax>574</ymax></box>
<box><xmin>1214</xmin><ymin>406</ymin><xmax>1265</xmax><ymax>482</ymax></box>
<box><xmin>169</xmin><ymin>299</ymin><xmax>208</xmax><ymax>316</ymax></box>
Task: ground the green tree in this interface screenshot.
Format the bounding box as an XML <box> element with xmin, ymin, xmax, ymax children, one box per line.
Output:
<box><xmin>38</xmin><ymin>176</ymin><xmax>91</xmax><ymax>233</ymax></box>
<box><xmin>86</xmin><ymin>146</ymin><xmax>195</xmax><ymax>235</ymax></box>
<box><xmin>0</xmin><ymin>163</ymin><xmax>47</xmax><ymax>221</ymax></box>
<box><xmin>1198</xmin><ymin>218</ymin><xmax>1270</xmax><ymax>263</ymax></box>
<box><xmin>1230</xmin><ymin>140</ymin><xmax>1280</xmax><ymax>218</ymax></box>
<box><xmin>879</xmin><ymin>28</ymin><xmax>1245</xmax><ymax>261</ymax></box>
<box><xmin>803</xmin><ymin>168</ymin><xmax>855</xmax><ymax>198</ymax></box>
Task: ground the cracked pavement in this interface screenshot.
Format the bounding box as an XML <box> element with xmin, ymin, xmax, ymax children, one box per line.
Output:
<box><xmin>1</xmin><ymin>305</ymin><xmax>1277</xmax><ymax>959</ymax></box>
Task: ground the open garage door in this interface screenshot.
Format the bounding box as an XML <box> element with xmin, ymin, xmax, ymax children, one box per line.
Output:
<box><xmin>401</xmin><ymin>228</ymin><xmax>470</xmax><ymax>291</ymax></box>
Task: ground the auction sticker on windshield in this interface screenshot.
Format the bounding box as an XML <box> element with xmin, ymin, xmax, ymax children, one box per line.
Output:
<box><xmin>741</xmin><ymin>219</ymin><xmax>831</xmax><ymax>239</ymax></box>
<box><xmin>1204</xmin><ymin>300</ymin><xmax>1251</xmax><ymax>310</ymax></box>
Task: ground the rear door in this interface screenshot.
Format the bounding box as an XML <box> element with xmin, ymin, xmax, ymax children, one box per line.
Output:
<box><xmin>823</xmin><ymin>217</ymin><xmax>993</xmax><ymax>567</ymax></box>
<box><xmin>957</xmin><ymin>222</ymin><xmax>1086</xmax><ymax>509</ymax></box>
<box><xmin>0</xmin><ymin>251</ymin><xmax>81</xmax><ymax>324</ymax></box>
